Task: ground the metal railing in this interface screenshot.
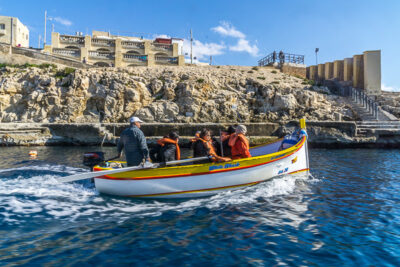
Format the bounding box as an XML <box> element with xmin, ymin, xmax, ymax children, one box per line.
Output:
<box><xmin>52</xmin><ymin>48</ymin><xmax>80</xmax><ymax>58</ymax></box>
<box><xmin>122</xmin><ymin>41</ymin><xmax>144</xmax><ymax>49</ymax></box>
<box><xmin>348</xmin><ymin>87</ymin><xmax>380</xmax><ymax>120</ymax></box>
<box><xmin>60</xmin><ymin>35</ymin><xmax>85</xmax><ymax>45</ymax></box>
<box><xmin>88</xmin><ymin>51</ymin><xmax>114</xmax><ymax>60</ymax></box>
<box><xmin>91</xmin><ymin>38</ymin><xmax>115</xmax><ymax>47</ymax></box>
<box><xmin>258</xmin><ymin>52</ymin><xmax>304</xmax><ymax>66</ymax></box>
<box><xmin>152</xmin><ymin>43</ymin><xmax>172</xmax><ymax>51</ymax></box>
<box><xmin>155</xmin><ymin>56</ymin><xmax>178</xmax><ymax>64</ymax></box>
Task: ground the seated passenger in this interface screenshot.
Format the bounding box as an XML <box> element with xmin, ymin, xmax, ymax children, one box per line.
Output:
<box><xmin>192</xmin><ymin>129</ymin><xmax>230</xmax><ymax>162</ymax></box>
<box><xmin>219</xmin><ymin>125</ymin><xmax>236</xmax><ymax>157</ymax></box>
<box><xmin>150</xmin><ymin>132</ymin><xmax>180</xmax><ymax>162</ymax></box>
<box><xmin>192</xmin><ymin>129</ymin><xmax>214</xmax><ymax>158</ymax></box>
<box><xmin>228</xmin><ymin>125</ymin><xmax>251</xmax><ymax>159</ymax></box>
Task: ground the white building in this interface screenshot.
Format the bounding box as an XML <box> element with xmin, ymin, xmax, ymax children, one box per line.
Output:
<box><xmin>0</xmin><ymin>15</ymin><xmax>29</xmax><ymax>47</ymax></box>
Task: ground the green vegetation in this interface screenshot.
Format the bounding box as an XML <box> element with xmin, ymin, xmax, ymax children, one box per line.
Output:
<box><xmin>257</xmin><ymin>76</ymin><xmax>266</xmax><ymax>80</ymax></box>
<box><xmin>197</xmin><ymin>78</ymin><xmax>205</xmax><ymax>83</ymax></box>
<box><xmin>247</xmin><ymin>70</ymin><xmax>254</xmax><ymax>74</ymax></box>
<box><xmin>158</xmin><ymin>76</ymin><xmax>165</xmax><ymax>82</ymax></box>
<box><xmin>302</xmin><ymin>79</ymin><xmax>315</xmax><ymax>85</ymax></box>
<box><xmin>0</xmin><ymin>63</ymin><xmax>57</xmax><ymax>69</ymax></box>
<box><xmin>55</xmin><ymin>67</ymin><xmax>76</xmax><ymax>79</ymax></box>
<box><xmin>271</xmin><ymin>81</ymin><xmax>280</xmax><ymax>84</ymax></box>
<box><xmin>251</xmin><ymin>66</ymin><xmax>259</xmax><ymax>71</ymax></box>
<box><xmin>271</xmin><ymin>70</ymin><xmax>278</xmax><ymax>74</ymax></box>
<box><xmin>155</xmin><ymin>94</ymin><xmax>164</xmax><ymax>100</ymax></box>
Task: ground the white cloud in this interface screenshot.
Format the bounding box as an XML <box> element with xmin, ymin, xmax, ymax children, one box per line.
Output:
<box><xmin>211</xmin><ymin>21</ymin><xmax>259</xmax><ymax>57</ymax></box>
<box><xmin>382</xmin><ymin>83</ymin><xmax>400</xmax><ymax>92</ymax></box>
<box><xmin>51</xmin><ymin>17</ymin><xmax>72</xmax><ymax>26</ymax></box>
<box><xmin>183</xmin><ymin>39</ymin><xmax>226</xmax><ymax>61</ymax></box>
<box><xmin>211</xmin><ymin>21</ymin><xmax>245</xmax><ymax>39</ymax></box>
<box><xmin>229</xmin><ymin>38</ymin><xmax>259</xmax><ymax>57</ymax></box>
<box><xmin>154</xmin><ymin>34</ymin><xmax>171</xmax><ymax>39</ymax></box>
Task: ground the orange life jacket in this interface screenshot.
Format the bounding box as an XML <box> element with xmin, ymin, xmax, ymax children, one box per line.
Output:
<box><xmin>157</xmin><ymin>138</ymin><xmax>180</xmax><ymax>160</ymax></box>
<box><xmin>228</xmin><ymin>133</ymin><xmax>251</xmax><ymax>159</ymax></box>
<box><xmin>190</xmin><ymin>132</ymin><xmax>201</xmax><ymax>143</ymax></box>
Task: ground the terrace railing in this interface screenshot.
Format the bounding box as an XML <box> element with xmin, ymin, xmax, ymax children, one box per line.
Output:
<box><xmin>88</xmin><ymin>51</ymin><xmax>115</xmax><ymax>60</ymax></box>
<box><xmin>152</xmin><ymin>43</ymin><xmax>173</xmax><ymax>52</ymax></box>
<box><xmin>155</xmin><ymin>56</ymin><xmax>178</xmax><ymax>64</ymax></box>
<box><xmin>91</xmin><ymin>38</ymin><xmax>115</xmax><ymax>47</ymax></box>
<box><xmin>52</xmin><ymin>48</ymin><xmax>80</xmax><ymax>58</ymax></box>
<box><xmin>59</xmin><ymin>35</ymin><xmax>85</xmax><ymax>45</ymax></box>
<box><xmin>122</xmin><ymin>41</ymin><xmax>145</xmax><ymax>50</ymax></box>
<box><xmin>258</xmin><ymin>52</ymin><xmax>304</xmax><ymax>66</ymax></box>
<box><xmin>123</xmin><ymin>54</ymin><xmax>147</xmax><ymax>63</ymax></box>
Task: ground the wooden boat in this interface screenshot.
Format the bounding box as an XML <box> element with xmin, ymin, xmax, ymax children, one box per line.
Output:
<box><xmin>91</xmin><ymin>120</ymin><xmax>310</xmax><ymax>198</ymax></box>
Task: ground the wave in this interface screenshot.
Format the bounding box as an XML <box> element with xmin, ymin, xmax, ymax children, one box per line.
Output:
<box><xmin>0</xmin><ymin>164</ymin><xmax>318</xmax><ymax>226</ymax></box>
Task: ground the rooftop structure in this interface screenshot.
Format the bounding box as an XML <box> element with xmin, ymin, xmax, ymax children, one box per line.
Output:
<box><xmin>44</xmin><ymin>30</ymin><xmax>185</xmax><ymax>67</ymax></box>
<box><xmin>0</xmin><ymin>15</ymin><xmax>29</xmax><ymax>48</ymax></box>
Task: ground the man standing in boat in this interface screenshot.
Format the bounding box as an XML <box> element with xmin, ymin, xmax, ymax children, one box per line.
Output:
<box><xmin>117</xmin><ymin>117</ymin><xmax>150</xmax><ymax>166</ymax></box>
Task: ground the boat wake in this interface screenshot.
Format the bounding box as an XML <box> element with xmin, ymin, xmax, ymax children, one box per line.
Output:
<box><xmin>0</xmin><ymin>164</ymin><xmax>319</xmax><ymax>227</ymax></box>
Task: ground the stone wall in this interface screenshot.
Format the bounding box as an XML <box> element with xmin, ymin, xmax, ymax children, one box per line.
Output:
<box><xmin>280</xmin><ymin>64</ymin><xmax>306</xmax><ymax>78</ymax></box>
<box><xmin>306</xmin><ymin>50</ymin><xmax>381</xmax><ymax>95</ymax></box>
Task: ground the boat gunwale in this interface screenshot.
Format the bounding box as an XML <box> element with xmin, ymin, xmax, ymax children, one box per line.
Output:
<box><xmin>93</xmin><ymin>136</ymin><xmax>307</xmax><ymax>180</ymax></box>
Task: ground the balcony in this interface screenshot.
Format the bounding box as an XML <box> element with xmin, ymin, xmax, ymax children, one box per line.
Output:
<box><xmin>89</xmin><ymin>51</ymin><xmax>114</xmax><ymax>60</ymax></box>
<box><xmin>123</xmin><ymin>54</ymin><xmax>147</xmax><ymax>65</ymax></box>
<box><xmin>155</xmin><ymin>56</ymin><xmax>178</xmax><ymax>65</ymax></box>
<box><xmin>52</xmin><ymin>48</ymin><xmax>80</xmax><ymax>58</ymax></box>
<box><xmin>91</xmin><ymin>38</ymin><xmax>115</xmax><ymax>47</ymax></box>
<box><xmin>122</xmin><ymin>41</ymin><xmax>144</xmax><ymax>50</ymax></box>
<box><xmin>152</xmin><ymin>43</ymin><xmax>172</xmax><ymax>52</ymax></box>
<box><xmin>59</xmin><ymin>35</ymin><xmax>85</xmax><ymax>45</ymax></box>
<box><xmin>0</xmin><ymin>29</ymin><xmax>6</xmax><ymax>36</ymax></box>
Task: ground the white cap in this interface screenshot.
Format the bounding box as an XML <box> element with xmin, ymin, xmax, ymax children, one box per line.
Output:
<box><xmin>130</xmin><ymin>116</ymin><xmax>143</xmax><ymax>123</ymax></box>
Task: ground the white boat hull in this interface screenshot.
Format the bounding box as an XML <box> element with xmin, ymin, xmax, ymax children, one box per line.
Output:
<box><xmin>94</xmin><ymin>136</ymin><xmax>309</xmax><ymax>198</ymax></box>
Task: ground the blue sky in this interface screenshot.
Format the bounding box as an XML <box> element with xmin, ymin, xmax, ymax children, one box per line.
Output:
<box><xmin>1</xmin><ymin>0</ymin><xmax>399</xmax><ymax>90</ymax></box>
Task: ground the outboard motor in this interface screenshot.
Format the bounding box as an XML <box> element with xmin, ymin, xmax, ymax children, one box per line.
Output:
<box><xmin>83</xmin><ymin>152</ymin><xmax>105</xmax><ymax>170</ymax></box>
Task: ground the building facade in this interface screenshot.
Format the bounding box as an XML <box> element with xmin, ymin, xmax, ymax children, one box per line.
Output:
<box><xmin>306</xmin><ymin>50</ymin><xmax>381</xmax><ymax>95</ymax></box>
<box><xmin>44</xmin><ymin>30</ymin><xmax>185</xmax><ymax>67</ymax></box>
<box><xmin>0</xmin><ymin>16</ymin><xmax>29</xmax><ymax>47</ymax></box>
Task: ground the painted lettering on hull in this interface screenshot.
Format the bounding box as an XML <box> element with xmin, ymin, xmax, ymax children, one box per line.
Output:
<box><xmin>209</xmin><ymin>162</ymin><xmax>240</xmax><ymax>171</ymax></box>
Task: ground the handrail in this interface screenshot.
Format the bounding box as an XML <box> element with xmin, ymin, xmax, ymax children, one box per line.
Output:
<box><xmin>258</xmin><ymin>52</ymin><xmax>304</xmax><ymax>66</ymax></box>
<box><xmin>349</xmin><ymin>87</ymin><xmax>380</xmax><ymax>120</ymax></box>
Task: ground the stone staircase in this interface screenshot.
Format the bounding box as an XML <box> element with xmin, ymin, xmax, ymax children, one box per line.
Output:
<box><xmin>356</xmin><ymin>121</ymin><xmax>400</xmax><ymax>136</ymax></box>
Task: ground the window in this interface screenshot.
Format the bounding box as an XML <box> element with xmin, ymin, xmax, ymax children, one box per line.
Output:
<box><xmin>0</xmin><ymin>24</ymin><xmax>5</xmax><ymax>30</ymax></box>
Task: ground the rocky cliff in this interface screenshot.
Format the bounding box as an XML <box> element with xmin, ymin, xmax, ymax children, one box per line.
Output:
<box><xmin>0</xmin><ymin>65</ymin><xmax>355</xmax><ymax>123</ymax></box>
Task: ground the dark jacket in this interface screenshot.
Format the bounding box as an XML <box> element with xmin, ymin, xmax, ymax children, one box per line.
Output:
<box><xmin>117</xmin><ymin>125</ymin><xmax>149</xmax><ymax>166</ymax></box>
<box><xmin>192</xmin><ymin>140</ymin><xmax>210</xmax><ymax>158</ymax></box>
<box><xmin>150</xmin><ymin>143</ymin><xmax>177</xmax><ymax>163</ymax></box>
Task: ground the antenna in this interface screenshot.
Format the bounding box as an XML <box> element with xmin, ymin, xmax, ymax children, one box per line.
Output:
<box><xmin>190</xmin><ymin>29</ymin><xmax>193</xmax><ymax>64</ymax></box>
<box><xmin>44</xmin><ymin>10</ymin><xmax>47</xmax><ymax>47</ymax></box>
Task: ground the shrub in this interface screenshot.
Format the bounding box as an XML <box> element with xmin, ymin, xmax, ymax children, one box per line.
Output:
<box><xmin>257</xmin><ymin>76</ymin><xmax>266</xmax><ymax>80</ymax></box>
<box><xmin>55</xmin><ymin>67</ymin><xmax>75</xmax><ymax>79</ymax></box>
<box><xmin>252</xmin><ymin>66</ymin><xmax>259</xmax><ymax>71</ymax></box>
<box><xmin>271</xmin><ymin>70</ymin><xmax>278</xmax><ymax>74</ymax></box>
<box><xmin>272</xmin><ymin>81</ymin><xmax>280</xmax><ymax>84</ymax></box>
<box><xmin>247</xmin><ymin>70</ymin><xmax>254</xmax><ymax>73</ymax></box>
<box><xmin>197</xmin><ymin>78</ymin><xmax>204</xmax><ymax>83</ymax></box>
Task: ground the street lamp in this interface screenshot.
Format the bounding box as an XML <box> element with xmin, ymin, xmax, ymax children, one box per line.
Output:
<box><xmin>315</xmin><ymin>48</ymin><xmax>319</xmax><ymax>65</ymax></box>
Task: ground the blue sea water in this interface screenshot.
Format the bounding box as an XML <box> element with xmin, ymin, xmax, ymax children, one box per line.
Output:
<box><xmin>0</xmin><ymin>146</ymin><xmax>399</xmax><ymax>266</ymax></box>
